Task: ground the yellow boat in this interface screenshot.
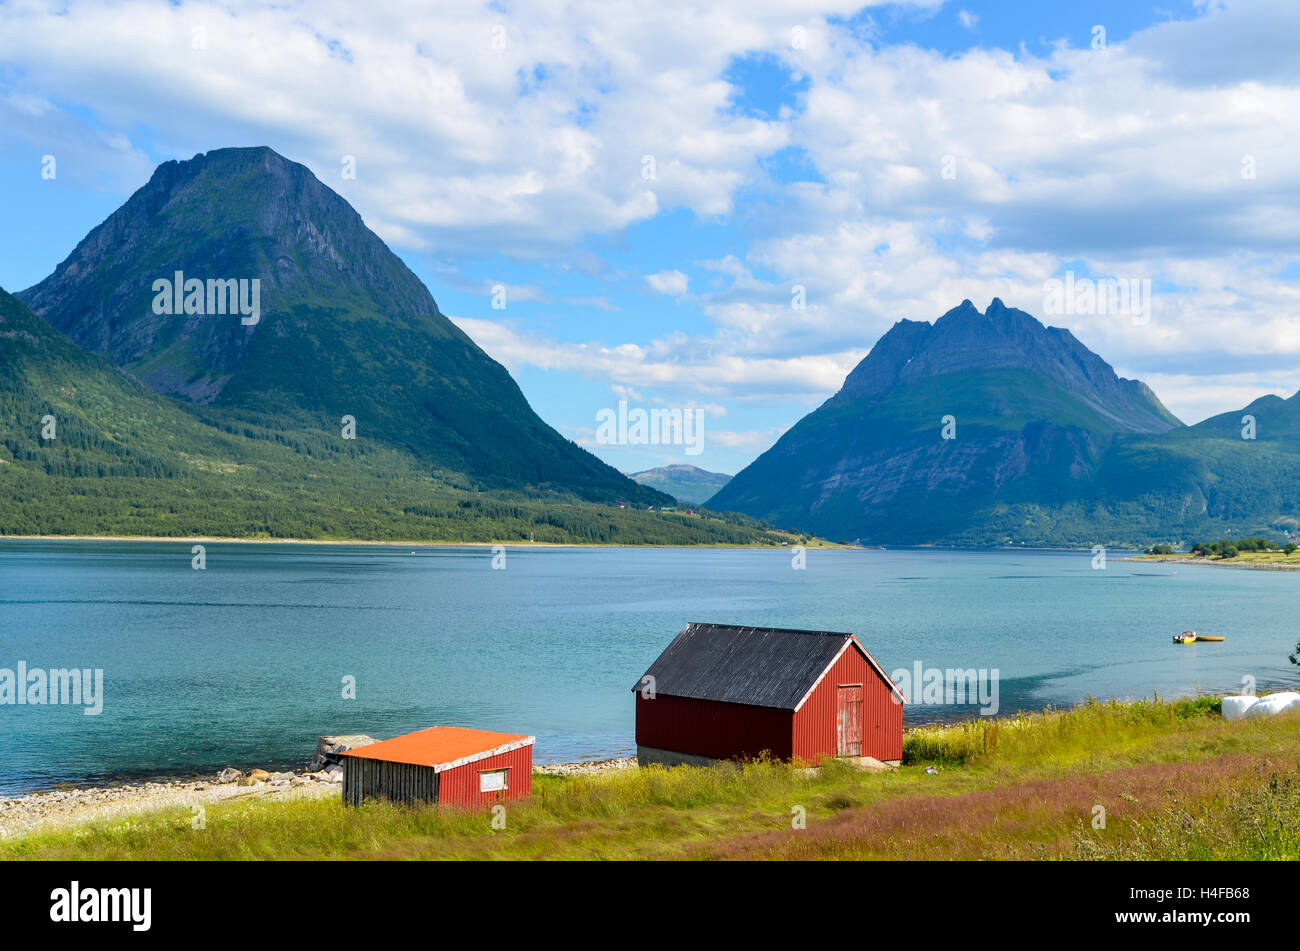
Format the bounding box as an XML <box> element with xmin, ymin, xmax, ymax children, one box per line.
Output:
<box><xmin>1172</xmin><ymin>631</ymin><xmax>1226</xmax><ymax>644</ymax></box>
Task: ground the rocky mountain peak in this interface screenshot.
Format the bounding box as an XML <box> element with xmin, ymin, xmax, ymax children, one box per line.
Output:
<box><xmin>829</xmin><ymin>299</ymin><xmax>1180</xmax><ymax>433</ymax></box>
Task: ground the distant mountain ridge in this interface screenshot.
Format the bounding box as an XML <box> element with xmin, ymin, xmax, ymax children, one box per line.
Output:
<box><xmin>628</xmin><ymin>464</ymin><xmax>732</xmax><ymax>505</ymax></box>
<box><xmin>19</xmin><ymin>146</ymin><xmax>660</xmax><ymax>504</ymax></box>
<box><xmin>710</xmin><ymin>299</ymin><xmax>1300</xmax><ymax>547</ymax></box>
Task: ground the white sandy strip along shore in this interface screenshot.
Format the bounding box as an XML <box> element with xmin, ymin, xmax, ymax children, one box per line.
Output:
<box><xmin>0</xmin><ymin>759</ymin><xmax>637</xmax><ymax>840</ymax></box>
<box><xmin>0</xmin><ymin>778</ymin><xmax>339</xmax><ymax>840</ymax></box>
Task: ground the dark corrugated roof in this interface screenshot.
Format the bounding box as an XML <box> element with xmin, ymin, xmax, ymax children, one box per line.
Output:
<box><xmin>630</xmin><ymin>622</ymin><xmax>860</xmax><ymax>710</ymax></box>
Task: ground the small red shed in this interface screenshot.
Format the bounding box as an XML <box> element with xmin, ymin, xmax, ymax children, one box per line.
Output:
<box><xmin>340</xmin><ymin>726</ymin><xmax>534</xmax><ymax>809</ymax></box>
<box><xmin>632</xmin><ymin>623</ymin><xmax>905</xmax><ymax>767</ymax></box>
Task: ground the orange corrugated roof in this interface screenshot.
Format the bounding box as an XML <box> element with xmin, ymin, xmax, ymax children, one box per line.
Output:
<box><xmin>340</xmin><ymin>726</ymin><xmax>534</xmax><ymax>770</ymax></box>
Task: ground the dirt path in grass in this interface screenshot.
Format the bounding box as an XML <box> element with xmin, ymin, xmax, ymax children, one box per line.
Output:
<box><xmin>696</xmin><ymin>753</ymin><xmax>1299</xmax><ymax>860</ymax></box>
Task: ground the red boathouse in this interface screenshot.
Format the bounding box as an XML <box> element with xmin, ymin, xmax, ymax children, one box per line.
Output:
<box><xmin>631</xmin><ymin>623</ymin><xmax>905</xmax><ymax>767</ymax></box>
<box><xmin>340</xmin><ymin>726</ymin><xmax>534</xmax><ymax>808</ymax></box>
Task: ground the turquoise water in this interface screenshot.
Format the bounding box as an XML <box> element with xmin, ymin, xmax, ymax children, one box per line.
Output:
<box><xmin>1</xmin><ymin>540</ymin><xmax>1297</xmax><ymax>793</ymax></box>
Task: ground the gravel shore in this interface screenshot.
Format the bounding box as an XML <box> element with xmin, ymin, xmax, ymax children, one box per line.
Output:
<box><xmin>532</xmin><ymin>757</ymin><xmax>636</xmax><ymax>776</ymax></box>
<box><xmin>0</xmin><ymin>759</ymin><xmax>638</xmax><ymax>840</ymax></box>
<box><xmin>0</xmin><ymin>776</ymin><xmax>339</xmax><ymax>840</ymax></box>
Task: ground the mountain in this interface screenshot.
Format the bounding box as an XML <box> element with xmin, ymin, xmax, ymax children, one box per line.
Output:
<box><xmin>18</xmin><ymin>146</ymin><xmax>658</xmax><ymax>504</ymax></box>
<box><xmin>709</xmin><ymin>299</ymin><xmax>1300</xmax><ymax>547</ymax></box>
<box><xmin>0</xmin><ymin>285</ymin><xmax>793</xmax><ymax>545</ymax></box>
<box><xmin>823</xmin><ymin>299</ymin><xmax>1179</xmax><ymax>433</ymax></box>
<box><xmin>0</xmin><ymin>284</ymin><xmax>210</xmax><ymax>481</ymax></box>
<box><xmin>628</xmin><ymin>464</ymin><xmax>732</xmax><ymax>505</ymax></box>
<box><xmin>0</xmin><ymin>146</ymin><xmax>810</xmax><ymax>544</ymax></box>
<box><xmin>1186</xmin><ymin>391</ymin><xmax>1300</xmax><ymax>442</ymax></box>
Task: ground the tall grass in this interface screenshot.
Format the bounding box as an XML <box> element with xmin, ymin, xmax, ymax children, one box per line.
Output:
<box><xmin>539</xmin><ymin>752</ymin><xmax>813</xmax><ymax>814</ymax></box>
<box><xmin>0</xmin><ymin>755</ymin><xmax>847</xmax><ymax>860</ymax></box>
<box><xmin>1</xmin><ymin>694</ymin><xmax>1269</xmax><ymax>861</ymax></box>
<box><xmin>1072</xmin><ymin>770</ymin><xmax>1300</xmax><ymax>860</ymax></box>
<box><xmin>902</xmin><ymin>695</ymin><xmax>1222</xmax><ymax>767</ymax></box>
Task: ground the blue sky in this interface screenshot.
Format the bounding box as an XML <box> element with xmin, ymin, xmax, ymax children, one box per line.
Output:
<box><xmin>2</xmin><ymin>0</ymin><xmax>1298</xmax><ymax>475</ymax></box>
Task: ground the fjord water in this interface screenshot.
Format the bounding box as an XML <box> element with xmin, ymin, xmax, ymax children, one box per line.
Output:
<box><xmin>2</xmin><ymin>540</ymin><xmax>1297</xmax><ymax>793</ymax></box>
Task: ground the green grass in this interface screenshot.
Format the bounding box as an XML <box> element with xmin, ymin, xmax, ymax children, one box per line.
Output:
<box><xmin>902</xmin><ymin>695</ymin><xmax>1223</xmax><ymax>767</ymax></box>
<box><xmin>1071</xmin><ymin>771</ymin><xmax>1300</xmax><ymax>860</ymax></box>
<box><xmin>1134</xmin><ymin>550</ymin><xmax>1300</xmax><ymax>567</ymax></box>
<box><xmin>6</xmin><ymin>696</ymin><xmax>1297</xmax><ymax>861</ymax></box>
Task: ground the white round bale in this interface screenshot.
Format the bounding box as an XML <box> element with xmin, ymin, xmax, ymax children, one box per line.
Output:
<box><xmin>1221</xmin><ymin>695</ymin><xmax>1258</xmax><ymax>720</ymax></box>
<box><xmin>1243</xmin><ymin>691</ymin><xmax>1300</xmax><ymax>719</ymax></box>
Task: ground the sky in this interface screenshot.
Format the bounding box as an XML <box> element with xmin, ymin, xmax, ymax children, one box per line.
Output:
<box><xmin>2</xmin><ymin>0</ymin><xmax>1299</xmax><ymax>476</ymax></box>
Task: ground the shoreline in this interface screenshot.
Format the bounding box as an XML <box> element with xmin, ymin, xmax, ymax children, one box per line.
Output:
<box><xmin>5</xmin><ymin>687</ymin><xmax>1272</xmax><ymax>804</ymax></box>
<box><xmin>9</xmin><ymin>685</ymin><xmax>1297</xmax><ymax>841</ymax></box>
<box><xmin>1125</xmin><ymin>555</ymin><xmax>1300</xmax><ymax>572</ymax></box>
<box><xmin>0</xmin><ymin>534</ymin><xmax>1135</xmax><ymax>553</ymax></box>
<box><xmin>0</xmin><ymin>706</ymin><xmax>1189</xmax><ymax>819</ymax></box>
<box><xmin>0</xmin><ymin>534</ymin><xmax>851</xmax><ymax>550</ymax></box>
<box><xmin>0</xmin><ymin>771</ymin><xmax>340</xmax><ymax>840</ymax></box>
<box><xmin>0</xmin><ymin>759</ymin><xmax>637</xmax><ymax>839</ymax></box>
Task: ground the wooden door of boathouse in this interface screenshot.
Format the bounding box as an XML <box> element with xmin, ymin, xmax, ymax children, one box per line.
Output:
<box><xmin>836</xmin><ymin>684</ymin><xmax>863</xmax><ymax>757</ymax></box>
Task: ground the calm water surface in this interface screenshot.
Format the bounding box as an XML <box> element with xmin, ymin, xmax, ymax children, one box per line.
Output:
<box><xmin>2</xmin><ymin>541</ymin><xmax>1296</xmax><ymax>793</ymax></box>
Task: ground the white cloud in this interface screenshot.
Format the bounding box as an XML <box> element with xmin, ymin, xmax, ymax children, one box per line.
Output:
<box><xmin>565</xmin><ymin>295</ymin><xmax>620</xmax><ymax>311</ymax></box>
<box><xmin>0</xmin><ymin>0</ymin><xmax>906</xmax><ymax>258</ymax></box>
<box><xmin>610</xmin><ymin>383</ymin><xmax>644</xmax><ymax>402</ymax></box>
<box><xmin>4</xmin><ymin>0</ymin><xmax>1299</xmax><ymax>440</ymax></box>
<box><xmin>645</xmin><ymin>269</ymin><xmax>690</xmax><ymax>296</ymax></box>
<box><xmin>448</xmin><ymin>315</ymin><xmax>860</xmax><ymax>400</ymax></box>
<box><xmin>707</xmin><ymin>427</ymin><xmax>786</xmax><ymax>451</ymax></box>
<box><xmin>1131</xmin><ymin>372</ymin><xmax>1297</xmax><ymax>426</ymax></box>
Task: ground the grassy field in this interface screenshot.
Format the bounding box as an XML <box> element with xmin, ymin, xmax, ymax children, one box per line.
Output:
<box><xmin>6</xmin><ymin>696</ymin><xmax>1299</xmax><ymax>861</ymax></box>
<box><xmin>1133</xmin><ymin>550</ymin><xmax>1300</xmax><ymax>568</ymax></box>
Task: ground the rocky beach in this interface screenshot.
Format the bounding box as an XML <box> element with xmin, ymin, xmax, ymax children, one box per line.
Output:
<box><xmin>0</xmin><ymin>756</ymin><xmax>638</xmax><ymax>840</ymax></box>
<box><xmin>0</xmin><ymin>769</ymin><xmax>340</xmax><ymax>840</ymax></box>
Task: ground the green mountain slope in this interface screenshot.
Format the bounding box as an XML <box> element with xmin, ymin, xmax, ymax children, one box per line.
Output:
<box><xmin>0</xmin><ymin>286</ymin><xmax>788</xmax><ymax>545</ymax></box>
<box><xmin>627</xmin><ymin>465</ymin><xmax>732</xmax><ymax>505</ymax></box>
<box><xmin>18</xmin><ymin>146</ymin><xmax>656</xmax><ymax>504</ymax></box>
<box><xmin>709</xmin><ymin>299</ymin><xmax>1300</xmax><ymax>547</ymax></box>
